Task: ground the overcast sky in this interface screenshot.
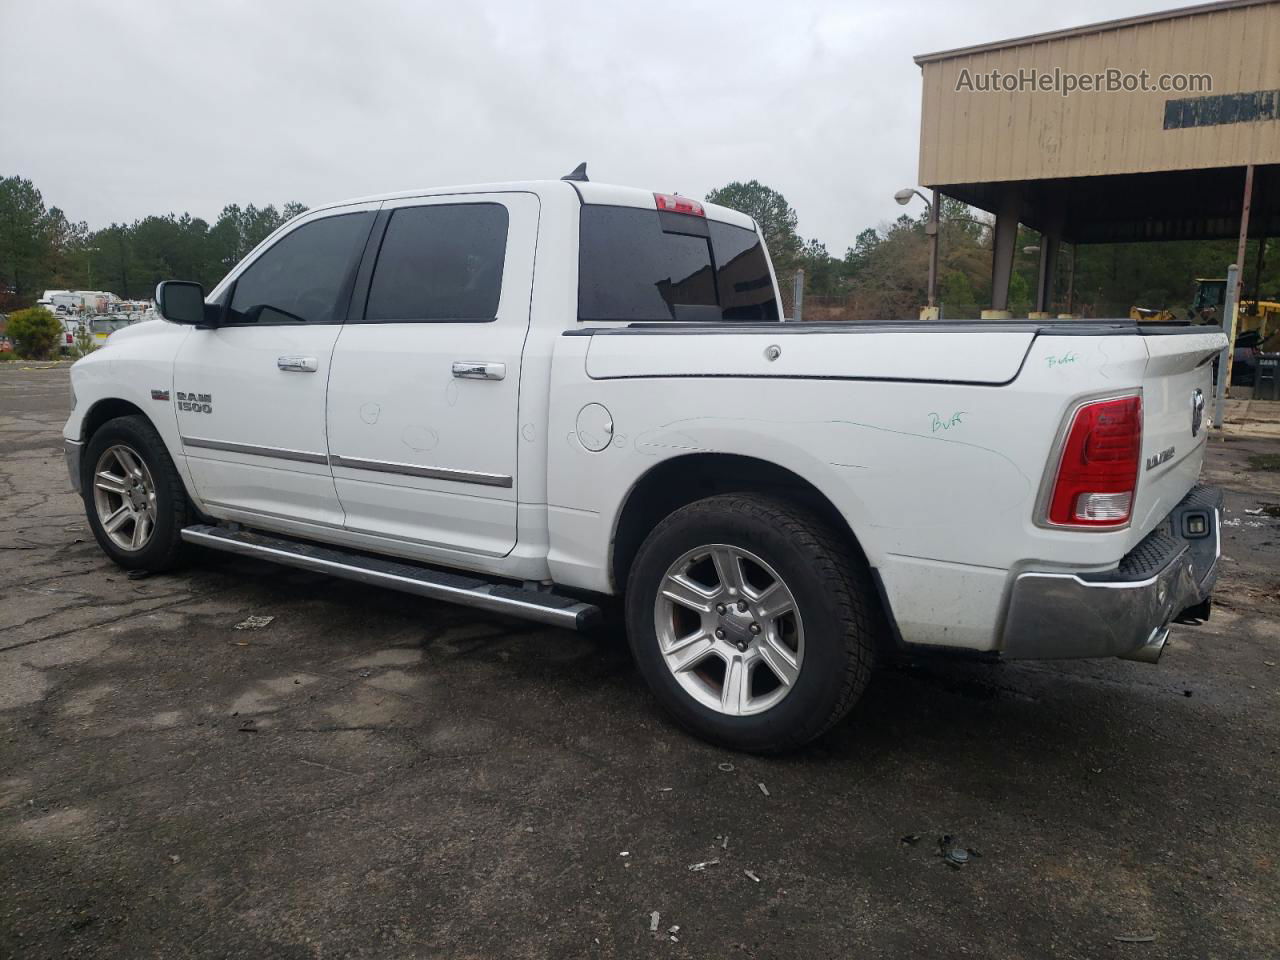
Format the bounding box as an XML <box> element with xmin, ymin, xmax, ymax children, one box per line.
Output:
<box><xmin>2</xmin><ymin>0</ymin><xmax>1176</xmax><ymax>252</ymax></box>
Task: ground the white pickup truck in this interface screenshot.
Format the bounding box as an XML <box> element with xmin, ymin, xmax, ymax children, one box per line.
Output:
<box><xmin>63</xmin><ymin>172</ymin><xmax>1227</xmax><ymax>752</ymax></box>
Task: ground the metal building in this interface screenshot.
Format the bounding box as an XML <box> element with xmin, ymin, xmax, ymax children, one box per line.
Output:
<box><xmin>913</xmin><ymin>0</ymin><xmax>1280</xmax><ymax>317</ymax></box>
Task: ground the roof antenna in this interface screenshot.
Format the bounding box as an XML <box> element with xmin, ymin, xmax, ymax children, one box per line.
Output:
<box><xmin>561</xmin><ymin>162</ymin><xmax>589</xmax><ymax>182</ymax></box>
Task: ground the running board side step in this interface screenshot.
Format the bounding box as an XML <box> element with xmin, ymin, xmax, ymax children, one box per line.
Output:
<box><xmin>180</xmin><ymin>524</ymin><xmax>602</xmax><ymax>630</ymax></box>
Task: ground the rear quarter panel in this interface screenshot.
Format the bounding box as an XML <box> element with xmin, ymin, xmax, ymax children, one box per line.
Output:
<box><xmin>546</xmin><ymin>325</ymin><xmax>1189</xmax><ymax>651</ymax></box>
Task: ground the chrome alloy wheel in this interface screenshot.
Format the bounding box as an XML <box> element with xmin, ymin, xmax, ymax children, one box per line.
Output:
<box><xmin>92</xmin><ymin>444</ymin><xmax>158</xmax><ymax>551</ymax></box>
<box><xmin>654</xmin><ymin>544</ymin><xmax>805</xmax><ymax>716</ymax></box>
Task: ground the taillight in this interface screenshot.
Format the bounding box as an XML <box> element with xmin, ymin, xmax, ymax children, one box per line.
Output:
<box><xmin>1047</xmin><ymin>395</ymin><xmax>1142</xmax><ymax>527</ymax></box>
<box><xmin>654</xmin><ymin>192</ymin><xmax>704</xmax><ymax>217</ymax></box>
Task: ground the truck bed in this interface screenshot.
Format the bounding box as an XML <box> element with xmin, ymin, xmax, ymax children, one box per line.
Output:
<box><xmin>549</xmin><ymin>318</ymin><xmax>1227</xmax><ymax>652</ymax></box>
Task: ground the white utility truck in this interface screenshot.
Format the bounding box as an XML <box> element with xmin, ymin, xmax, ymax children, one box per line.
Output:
<box><xmin>63</xmin><ymin>172</ymin><xmax>1226</xmax><ymax>752</ymax></box>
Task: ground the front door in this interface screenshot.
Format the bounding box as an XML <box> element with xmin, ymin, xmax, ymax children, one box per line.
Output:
<box><xmin>174</xmin><ymin>205</ymin><xmax>378</xmax><ymax>527</ymax></box>
<box><xmin>325</xmin><ymin>192</ymin><xmax>538</xmax><ymax>557</ymax></box>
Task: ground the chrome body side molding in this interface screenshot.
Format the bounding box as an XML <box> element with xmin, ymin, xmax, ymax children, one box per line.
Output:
<box><xmin>180</xmin><ymin>438</ymin><xmax>512</xmax><ymax>487</ymax></box>
<box><xmin>181</xmin><ymin>436</ymin><xmax>329</xmax><ymax>466</ymax></box>
<box><xmin>329</xmin><ymin>454</ymin><xmax>513</xmax><ymax>488</ymax></box>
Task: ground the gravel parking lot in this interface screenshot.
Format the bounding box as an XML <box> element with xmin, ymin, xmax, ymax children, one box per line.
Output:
<box><xmin>2</xmin><ymin>362</ymin><xmax>1278</xmax><ymax>959</ymax></box>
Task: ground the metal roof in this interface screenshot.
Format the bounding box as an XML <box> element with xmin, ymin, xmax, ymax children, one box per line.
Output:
<box><xmin>914</xmin><ymin>0</ymin><xmax>1274</xmax><ymax>65</ymax></box>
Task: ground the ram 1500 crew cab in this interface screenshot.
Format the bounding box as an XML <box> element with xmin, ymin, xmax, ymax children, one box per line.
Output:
<box><xmin>63</xmin><ymin>174</ymin><xmax>1228</xmax><ymax>752</ymax></box>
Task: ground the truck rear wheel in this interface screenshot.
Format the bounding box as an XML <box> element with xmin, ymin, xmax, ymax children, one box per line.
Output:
<box><xmin>625</xmin><ymin>494</ymin><xmax>877</xmax><ymax>753</ymax></box>
<box><xmin>82</xmin><ymin>415</ymin><xmax>189</xmax><ymax>572</ymax></box>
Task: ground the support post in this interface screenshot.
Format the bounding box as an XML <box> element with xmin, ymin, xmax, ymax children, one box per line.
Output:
<box><xmin>1224</xmin><ymin>164</ymin><xmax>1255</xmax><ymax>388</ymax></box>
<box><xmin>989</xmin><ymin>186</ymin><xmax>1021</xmax><ymax>315</ymax></box>
<box><xmin>1035</xmin><ymin>209</ymin><xmax>1063</xmax><ymax>314</ymax></box>
<box><xmin>1251</xmin><ymin>170</ymin><xmax>1267</xmax><ymax>303</ymax></box>
<box><xmin>1256</xmin><ymin>236</ymin><xmax>1271</xmax><ymax>339</ymax></box>
<box><xmin>926</xmin><ymin>188</ymin><xmax>939</xmax><ymax>308</ymax></box>
<box><xmin>1065</xmin><ymin>244</ymin><xmax>1075</xmax><ymax>315</ymax></box>
<box><xmin>1253</xmin><ymin>234</ymin><xmax>1267</xmax><ymax>302</ymax></box>
<box><xmin>791</xmin><ymin>269</ymin><xmax>804</xmax><ymax>323</ymax></box>
<box><xmin>1035</xmin><ymin>234</ymin><xmax>1060</xmax><ymax>313</ymax></box>
<box><xmin>1214</xmin><ymin>263</ymin><xmax>1240</xmax><ymax>430</ymax></box>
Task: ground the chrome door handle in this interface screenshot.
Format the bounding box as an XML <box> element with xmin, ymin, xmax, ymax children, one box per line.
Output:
<box><xmin>277</xmin><ymin>356</ymin><xmax>318</xmax><ymax>373</ymax></box>
<box><xmin>452</xmin><ymin>361</ymin><xmax>506</xmax><ymax>381</ymax></box>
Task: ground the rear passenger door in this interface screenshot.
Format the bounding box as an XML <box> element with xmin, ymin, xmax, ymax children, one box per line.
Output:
<box><xmin>325</xmin><ymin>193</ymin><xmax>538</xmax><ymax>558</ymax></box>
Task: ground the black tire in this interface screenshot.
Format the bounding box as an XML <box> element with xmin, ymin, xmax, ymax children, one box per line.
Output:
<box><xmin>81</xmin><ymin>414</ymin><xmax>189</xmax><ymax>572</ymax></box>
<box><xmin>625</xmin><ymin>493</ymin><xmax>878</xmax><ymax>753</ymax></box>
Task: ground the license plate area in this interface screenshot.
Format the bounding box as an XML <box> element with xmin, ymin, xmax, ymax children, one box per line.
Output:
<box><xmin>1166</xmin><ymin>485</ymin><xmax>1222</xmax><ymax>592</ymax></box>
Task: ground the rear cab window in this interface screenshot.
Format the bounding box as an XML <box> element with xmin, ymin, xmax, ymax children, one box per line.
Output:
<box><xmin>578</xmin><ymin>205</ymin><xmax>778</xmax><ymax>323</ymax></box>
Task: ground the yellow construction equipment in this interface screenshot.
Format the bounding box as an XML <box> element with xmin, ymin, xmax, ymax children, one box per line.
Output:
<box><xmin>1128</xmin><ymin>306</ymin><xmax>1178</xmax><ymax>323</ymax></box>
<box><xmin>1190</xmin><ymin>278</ymin><xmax>1280</xmax><ymax>340</ymax></box>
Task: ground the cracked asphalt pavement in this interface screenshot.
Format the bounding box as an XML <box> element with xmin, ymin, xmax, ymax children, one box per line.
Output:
<box><xmin>2</xmin><ymin>363</ymin><xmax>1278</xmax><ymax>959</ymax></box>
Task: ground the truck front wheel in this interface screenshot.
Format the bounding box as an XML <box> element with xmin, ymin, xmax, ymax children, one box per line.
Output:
<box><xmin>625</xmin><ymin>494</ymin><xmax>877</xmax><ymax>753</ymax></box>
<box><xmin>82</xmin><ymin>415</ymin><xmax>189</xmax><ymax>572</ymax></box>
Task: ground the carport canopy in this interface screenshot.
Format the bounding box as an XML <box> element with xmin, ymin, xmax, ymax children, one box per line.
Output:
<box><xmin>945</xmin><ymin>165</ymin><xmax>1280</xmax><ymax>245</ymax></box>
<box><xmin>913</xmin><ymin>0</ymin><xmax>1280</xmax><ymax>314</ymax></box>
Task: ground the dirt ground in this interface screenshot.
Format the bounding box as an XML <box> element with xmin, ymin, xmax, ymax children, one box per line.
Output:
<box><xmin>2</xmin><ymin>363</ymin><xmax>1277</xmax><ymax>960</ymax></box>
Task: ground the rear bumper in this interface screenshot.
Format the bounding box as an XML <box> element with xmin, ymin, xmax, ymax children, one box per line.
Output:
<box><xmin>65</xmin><ymin>439</ymin><xmax>84</xmax><ymax>493</ymax></box>
<box><xmin>1001</xmin><ymin>485</ymin><xmax>1221</xmax><ymax>661</ymax></box>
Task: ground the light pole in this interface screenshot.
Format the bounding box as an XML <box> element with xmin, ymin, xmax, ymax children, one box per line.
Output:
<box><xmin>895</xmin><ymin>187</ymin><xmax>939</xmax><ymax>313</ymax></box>
<box><xmin>84</xmin><ymin>246</ymin><xmax>99</xmax><ymax>290</ymax></box>
<box><xmin>1023</xmin><ymin>243</ymin><xmax>1075</xmax><ymax>314</ymax></box>
<box><xmin>893</xmin><ymin>187</ymin><xmax>933</xmax><ymax>210</ymax></box>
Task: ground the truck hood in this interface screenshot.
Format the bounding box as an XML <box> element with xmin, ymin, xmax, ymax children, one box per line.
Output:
<box><xmin>99</xmin><ymin>318</ymin><xmax>167</xmax><ymax>346</ymax></box>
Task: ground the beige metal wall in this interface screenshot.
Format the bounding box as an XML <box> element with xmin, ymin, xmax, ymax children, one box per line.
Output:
<box><xmin>918</xmin><ymin>1</ymin><xmax>1280</xmax><ymax>186</ymax></box>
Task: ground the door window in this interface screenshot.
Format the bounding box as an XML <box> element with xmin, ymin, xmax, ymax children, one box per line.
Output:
<box><xmin>363</xmin><ymin>203</ymin><xmax>509</xmax><ymax>322</ymax></box>
<box><xmin>228</xmin><ymin>212</ymin><xmax>373</xmax><ymax>325</ymax></box>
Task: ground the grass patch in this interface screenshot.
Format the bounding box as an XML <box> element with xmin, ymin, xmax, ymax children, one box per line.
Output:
<box><xmin>1248</xmin><ymin>454</ymin><xmax>1280</xmax><ymax>471</ymax></box>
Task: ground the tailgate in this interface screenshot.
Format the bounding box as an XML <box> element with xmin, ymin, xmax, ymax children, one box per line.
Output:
<box><xmin>1131</xmin><ymin>331</ymin><xmax>1223</xmax><ymax>534</ymax></box>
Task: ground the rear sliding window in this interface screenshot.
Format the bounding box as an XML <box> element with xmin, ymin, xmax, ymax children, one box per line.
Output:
<box><xmin>578</xmin><ymin>206</ymin><xmax>779</xmax><ymax>323</ymax></box>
